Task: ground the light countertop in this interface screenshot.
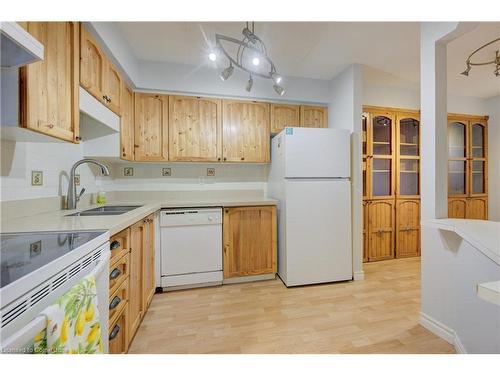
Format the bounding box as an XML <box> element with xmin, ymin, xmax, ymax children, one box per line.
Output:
<box><xmin>423</xmin><ymin>218</ymin><xmax>500</xmax><ymax>266</ymax></box>
<box><xmin>1</xmin><ymin>196</ymin><xmax>278</xmax><ymax>236</ymax></box>
<box><xmin>477</xmin><ymin>281</ymin><xmax>500</xmax><ymax>307</ymax></box>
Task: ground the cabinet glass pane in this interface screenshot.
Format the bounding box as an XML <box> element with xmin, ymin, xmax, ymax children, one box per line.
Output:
<box><xmin>400</xmin><ymin>159</ymin><xmax>419</xmax><ymax>195</ymax></box>
<box><xmin>449</xmin><ymin>122</ymin><xmax>466</xmax><ymax>158</ymax></box>
<box><xmin>399</xmin><ymin>118</ymin><xmax>419</xmax><ymax>156</ymax></box>
<box><xmin>448</xmin><ymin>160</ymin><xmax>466</xmax><ymax>195</ymax></box>
<box><xmin>372</xmin><ymin>158</ymin><xmax>392</xmax><ymax>196</ymax></box>
<box><xmin>372</xmin><ymin>116</ymin><xmax>392</xmax><ymax>155</ymax></box>
<box><xmin>362</xmin><ymin>114</ymin><xmax>367</xmax><ymax>155</ymax></box>
<box><xmin>471</xmin><ymin>123</ymin><xmax>485</xmax><ymax>158</ymax></box>
<box><xmin>472</xmin><ymin>161</ymin><xmax>485</xmax><ymax>194</ymax></box>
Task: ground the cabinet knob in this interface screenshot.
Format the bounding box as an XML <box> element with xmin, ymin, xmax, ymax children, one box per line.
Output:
<box><xmin>223</xmin><ymin>157</ymin><xmax>227</xmax><ymax>161</ymax></box>
<box><xmin>241</xmin><ymin>157</ymin><xmax>245</xmax><ymax>161</ymax></box>
<box><xmin>47</xmin><ymin>124</ymin><xmax>54</xmax><ymax>129</ymax></box>
<box><xmin>109</xmin><ymin>324</ymin><xmax>120</xmax><ymax>340</ymax></box>
<box><xmin>75</xmin><ymin>136</ymin><xmax>82</xmax><ymax>141</ymax></box>
<box><xmin>218</xmin><ymin>157</ymin><xmax>221</xmax><ymax>161</ymax></box>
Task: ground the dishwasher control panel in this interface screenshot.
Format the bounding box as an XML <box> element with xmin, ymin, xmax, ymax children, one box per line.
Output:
<box><xmin>160</xmin><ymin>208</ymin><xmax>222</xmax><ymax>227</ymax></box>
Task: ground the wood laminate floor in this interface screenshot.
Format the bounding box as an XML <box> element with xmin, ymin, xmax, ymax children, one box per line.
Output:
<box><xmin>128</xmin><ymin>257</ymin><xmax>454</xmax><ymax>354</ymax></box>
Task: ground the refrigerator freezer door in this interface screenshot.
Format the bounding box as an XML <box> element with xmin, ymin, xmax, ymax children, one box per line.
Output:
<box><xmin>283</xmin><ymin>179</ymin><xmax>352</xmax><ymax>286</ymax></box>
<box><xmin>284</xmin><ymin>127</ymin><xmax>351</xmax><ymax>178</ymax></box>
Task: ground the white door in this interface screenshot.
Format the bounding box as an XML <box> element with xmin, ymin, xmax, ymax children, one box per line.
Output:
<box><xmin>283</xmin><ymin>179</ymin><xmax>352</xmax><ymax>286</ymax></box>
<box><xmin>284</xmin><ymin>128</ymin><xmax>351</xmax><ymax>178</ymax></box>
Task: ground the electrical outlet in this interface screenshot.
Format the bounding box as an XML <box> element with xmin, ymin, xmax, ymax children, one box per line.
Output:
<box><xmin>30</xmin><ymin>240</ymin><xmax>42</xmax><ymax>257</ymax></box>
<box><xmin>207</xmin><ymin>168</ymin><xmax>216</xmax><ymax>177</ymax></box>
<box><xmin>31</xmin><ymin>171</ymin><xmax>43</xmax><ymax>186</ymax></box>
<box><xmin>162</xmin><ymin>168</ymin><xmax>171</xmax><ymax>177</ymax></box>
<box><xmin>74</xmin><ymin>174</ymin><xmax>80</xmax><ymax>186</ymax></box>
<box><xmin>124</xmin><ymin>167</ymin><xmax>134</xmax><ymax>177</ymax></box>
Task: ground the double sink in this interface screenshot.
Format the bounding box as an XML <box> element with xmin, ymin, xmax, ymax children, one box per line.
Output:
<box><xmin>66</xmin><ymin>205</ymin><xmax>142</xmax><ymax>217</ymax></box>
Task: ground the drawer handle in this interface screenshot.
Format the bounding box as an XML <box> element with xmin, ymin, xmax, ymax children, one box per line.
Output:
<box><xmin>109</xmin><ymin>296</ymin><xmax>121</xmax><ymax>310</ymax></box>
<box><xmin>110</xmin><ymin>268</ymin><xmax>122</xmax><ymax>280</ymax></box>
<box><xmin>109</xmin><ymin>324</ymin><xmax>120</xmax><ymax>340</ymax></box>
<box><xmin>110</xmin><ymin>240</ymin><xmax>121</xmax><ymax>250</ymax></box>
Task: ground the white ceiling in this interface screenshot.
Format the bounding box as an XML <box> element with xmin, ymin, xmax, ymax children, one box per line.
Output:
<box><xmin>117</xmin><ymin>22</ymin><xmax>500</xmax><ymax>98</ymax></box>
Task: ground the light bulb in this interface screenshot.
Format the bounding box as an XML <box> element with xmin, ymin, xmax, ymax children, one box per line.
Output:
<box><xmin>252</xmin><ymin>57</ymin><xmax>260</xmax><ymax>66</ymax></box>
<box><xmin>208</xmin><ymin>52</ymin><xmax>217</xmax><ymax>62</ymax></box>
<box><xmin>271</xmin><ymin>72</ymin><xmax>282</xmax><ymax>84</ymax></box>
<box><xmin>246</xmin><ymin>76</ymin><xmax>253</xmax><ymax>92</ymax></box>
<box><xmin>273</xmin><ymin>84</ymin><xmax>285</xmax><ymax>96</ymax></box>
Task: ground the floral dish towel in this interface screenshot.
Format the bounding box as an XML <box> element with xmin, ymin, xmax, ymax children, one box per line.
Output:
<box><xmin>33</xmin><ymin>274</ymin><xmax>103</xmax><ymax>354</ymax></box>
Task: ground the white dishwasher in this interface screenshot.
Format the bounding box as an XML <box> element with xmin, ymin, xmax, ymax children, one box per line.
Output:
<box><xmin>160</xmin><ymin>208</ymin><xmax>222</xmax><ymax>290</ymax></box>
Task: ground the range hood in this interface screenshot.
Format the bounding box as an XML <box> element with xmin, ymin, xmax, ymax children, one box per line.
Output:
<box><xmin>1</xmin><ymin>22</ymin><xmax>44</xmax><ymax>67</ymax></box>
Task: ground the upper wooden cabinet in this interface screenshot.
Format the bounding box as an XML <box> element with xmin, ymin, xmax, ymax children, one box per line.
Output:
<box><xmin>169</xmin><ymin>95</ymin><xmax>222</xmax><ymax>162</ymax></box>
<box><xmin>223</xmin><ymin>206</ymin><xmax>277</xmax><ymax>279</ymax></box>
<box><xmin>80</xmin><ymin>25</ymin><xmax>122</xmax><ymax>115</ymax></box>
<box><xmin>300</xmin><ymin>105</ymin><xmax>328</xmax><ymax>128</ymax></box>
<box><xmin>222</xmin><ymin>100</ymin><xmax>270</xmax><ymax>163</ymax></box>
<box><xmin>20</xmin><ymin>22</ymin><xmax>80</xmax><ymax>143</ymax></box>
<box><xmin>120</xmin><ymin>83</ymin><xmax>135</xmax><ymax>161</ymax></box>
<box><xmin>134</xmin><ymin>93</ymin><xmax>169</xmax><ymax>161</ymax></box>
<box><xmin>271</xmin><ymin>104</ymin><xmax>300</xmax><ymax>133</ymax></box>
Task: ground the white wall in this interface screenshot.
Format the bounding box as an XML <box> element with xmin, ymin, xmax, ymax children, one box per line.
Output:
<box><xmin>328</xmin><ymin>64</ymin><xmax>364</xmax><ymax>280</ymax></box>
<box><xmin>0</xmin><ymin>139</ymin><xmax>101</xmax><ymax>202</ymax></box>
<box><xmin>486</xmin><ymin>96</ymin><xmax>500</xmax><ymax>221</ymax></box>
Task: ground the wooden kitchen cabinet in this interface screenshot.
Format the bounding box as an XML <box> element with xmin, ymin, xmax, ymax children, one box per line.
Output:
<box><xmin>222</xmin><ymin>100</ymin><xmax>270</xmax><ymax>163</ymax></box>
<box><xmin>108</xmin><ymin>303</ymin><xmax>129</xmax><ymax>354</ymax></box>
<box><xmin>134</xmin><ymin>93</ymin><xmax>169</xmax><ymax>161</ymax></box>
<box><xmin>129</xmin><ymin>220</ymin><xmax>145</xmax><ymax>339</ymax></box>
<box><xmin>80</xmin><ymin>25</ymin><xmax>122</xmax><ymax>115</ymax></box>
<box><xmin>271</xmin><ymin>103</ymin><xmax>300</xmax><ymax>133</ymax></box>
<box><xmin>447</xmin><ymin>114</ymin><xmax>488</xmax><ymax>220</ymax></box>
<box><xmin>223</xmin><ymin>206</ymin><xmax>277</xmax><ymax>279</ymax></box>
<box><xmin>366</xmin><ymin>199</ymin><xmax>395</xmax><ymax>262</ymax></box>
<box><xmin>20</xmin><ymin>22</ymin><xmax>80</xmax><ymax>143</ymax></box>
<box><xmin>120</xmin><ymin>83</ymin><xmax>135</xmax><ymax>161</ymax></box>
<box><xmin>395</xmin><ymin>199</ymin><xmax>420</xmax><ymax>258</ymax></box>
<box><xmin>169</xmin><ymin>95</ymin><xmax>222</xmax><ymax>162</ymax></box>
<box><xmin>300</xmin><ymin>105</ymin><xmax>328</xmax><ymax>128</ymax></box>
<box><xmin>142</xmin><ymin>215</ymin><xmax>156</xmax><ymax>310</ymax></box>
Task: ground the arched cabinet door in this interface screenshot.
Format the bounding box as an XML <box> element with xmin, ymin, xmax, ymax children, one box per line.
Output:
<box><xmin>370</xmin><ymin>115</ymin><xmax>395</xmax><ymax>199</ymax></box>
<box><xmin>470</xmin><ymin>122</ymin><xmax>487</xmax><ymax>196</ymax></box>
<box><xmin>395</xmin><ymin>199</ymin><xmax>420</xmax><ymax>258</ymax></box>
<box><xmin>367</xmin><ymin>200</ymin><xmax>395</xmax><ymax>262</ymax></box>
<box><xmin>448</xmin><ymin>198</ymin><xmax>467</xmax><ymax>219</ymax></box>
<box><xmin>448</xmin><ymin>121</ymin><xmax>468</xmax><ymax>197</ymax></box>
<box><xmin>396</xmin><ymin>116</ymin><xmax>420</xmax><ymax>198</ymax></box>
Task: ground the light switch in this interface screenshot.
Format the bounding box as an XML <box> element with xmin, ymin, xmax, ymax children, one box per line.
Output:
<box><xmin>207</xmin><ymin>168</ymin><xmax>216</xmax><ymax>177</ymax></box>
<box><xmin>124</xmin><ymin>167</ymin><xmax>134</xmax><ymax>177</ymax></box>
<box><xmin>162</xmin><ymin>168</ymin><xmax>171</xmax><ymax>177</ymax></box>
<box><xmin>31</xmin><ymin>171</ymin><xmax>43</xmax><ymax>186</ymax></box>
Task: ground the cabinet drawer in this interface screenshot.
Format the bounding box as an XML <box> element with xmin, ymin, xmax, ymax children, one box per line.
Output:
<box><xmin>108</xmin><ymin>303</ymin><xmax>128</xmax><ymax>354</ymax></box>
<box><xmin>109</xmin><ymin>278</ymin><xmax>129</xmax><ymax>326</ymax></box>
<box><xmin>109</xmin><ymin>253</ymin><xmax>129</xmax><ymax>295</ymax></box>
<box><xmin>110</xmin><ymin>228</ymin><xmax>130</xmax><ymax>263</ymax></box>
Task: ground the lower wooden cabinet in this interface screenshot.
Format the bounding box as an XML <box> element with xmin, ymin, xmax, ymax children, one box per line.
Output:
<box><xmin>223</xmin><ymin>206</ymin><xmax>277</xmax><ymax>279</ymax></box>
<box><xmin>448</xmin><ymin>197</ymin><xmax>487</xmax><ymax>220</ymax></box>
<box><xmin>395</xmin><ymin>199</ymin><xmax>420</xmax><ymax>258</ymax></box>
<box><xmin>108</xmin><ymin>213</ymin><xmax>156</xmax><ymax>353</ymax></box>
<box><xmin>366</xmin><ymin>200</ymin><xmax>395</xmax><ymax>262</ymax></box>
<box><xmin>363</xmin><ymin>201</ymin><xmax>368</xmax><ymax>262</ymax></box>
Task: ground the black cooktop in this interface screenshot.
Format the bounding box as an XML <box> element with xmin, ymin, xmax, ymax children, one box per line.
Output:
<box><xmin>0</xmin><ymin>231</ymin><xmax>105</xmax><ymax>288</ymax></box>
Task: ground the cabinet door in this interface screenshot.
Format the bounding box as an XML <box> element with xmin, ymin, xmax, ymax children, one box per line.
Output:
<box><xmin>363</xmin><ymin>201</ymin><xmax>368</xmax><ymax>262</ymax></box>
<box><xmin>104</xmin><ymin>61</ymin><xmax>122</xmax><ymax>115</ymax></box>
<box><xmin>395</xmin><ymin>199</ymin><xmax>420</xmax><ymax>258</ymax></box>
<box><xmin>271</xmin><ymin>104</ymin><xmax>300</xmax><ymax>133</ymax></box>
<box><xmin>129</xmin><ymin>221</ymin><xmax>145</xmax><ymax>339</ymax></box>
<box><xmin>448</xmin><ymin>198</ymin><xmax>467</xmax><ymax>218</ymax></box>
<box><xmin>370</xmin><ymin>115</ymin><xmax>395</xmax><ymax>199</ymax></box>
<box><xmin>142</xmin><ymin>215</ymin><xmax>155</xmax><ymax>310</ymax></box>
<box><xmin>367</xmin><ymin>200</ymin><xmax>395</xmax><ymax>261</ymax></box>
<box><xmin>120</xmin><ymin>84</ymin><xmax>135</xmax><ymax>161</ymax></box>
<box><xmin>467</xmin><ymin>197</ymin><xmax>488</xmax><ymax>220</ymax></box>
<box><xmin>396</xmin><ymin>116</ymin><xmax>420</xmax><ymax>198</ymax></box>
<box><xmin>80</xmin><ymin>25</ymin><xmax>105</xmax><ymax>101</ymax></box>
<box><xmin>21</xmin><ymin>22</ymin><xmax>79</xmax><ymax>142</ymax></box>
<box><xmin>223</xmin><ymin>206</ymin><xmax>277</xmax><ymax>278</ymax></box>
<box><xmin>222</xmin><ymin>100</ymin><xmax>270</xmax><ymax>163</ymax></box>
<box><xmin>448</xmin><ymin>121</ymin><xmax>468</xmax><ymax>197</ymax></box>
<box><xmin>169</xmin><ymin>96</ymin><xmax>222</xmax><ymax>162</ymax></box>
<box><xmin>134</xmin><ymin>93</ymin><xmax>169</xmax><ymax>161</ymax></box>
<box><xmin>108</xmin><ymin>304</ymin><xmax>129</xmax><ymax>354</ymax></box>
<box><xmin>469</xmin><ymin>122</ymin><xmax>487</xmax><ymax>196</ymax></box>
<box><xmin>300</xmin><ymin>105</ymin><xmax>328</xmax><ymax>128</ymax></box>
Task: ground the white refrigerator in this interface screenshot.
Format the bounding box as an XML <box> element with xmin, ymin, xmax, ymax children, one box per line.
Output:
<box><xmin>268</xmin><ymin>127</ymin><xmax>352</xmax><ymax>287</ymax></box>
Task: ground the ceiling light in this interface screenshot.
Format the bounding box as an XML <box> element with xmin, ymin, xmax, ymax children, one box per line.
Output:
<box><xmin>208</xmin><ymin>52</ymin><xmax>217</xmax><ymax>62</ymax></box>
<box><xmin>273</xmin><ymin>84</ymin><xmax>285</xmax><ymax>96</ymax></box>
<box><xmin>246</xmin><ymin>75</ymin><xmax>253</xmax><ymax>92</ymax></box>
<box><xmin>460</xmin><ymin>38</ymin><xmax>500</xmax><ymax>78</ymax></box>
<box><xmin>271</xmin><ymin>72</ymin><xmax>282</xmax><ymax>84</ymax></box>
<box><xmin>220</xmin><ymin>64</ymin><xmax>234</xmax><ymax>81</ymax></box>
<box><xmin>212</xmin><ymin>22</ymin><xmax>285</xmax><ymax>96</ymax></box>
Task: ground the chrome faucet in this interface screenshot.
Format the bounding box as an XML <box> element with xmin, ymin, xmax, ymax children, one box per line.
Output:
<box><xmin>67</xmin><ymin>159</ymin><xmax>110</xmax><ymax>210</ymax></box>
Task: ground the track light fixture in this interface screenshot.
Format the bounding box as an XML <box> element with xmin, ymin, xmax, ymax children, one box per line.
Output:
<box><xmin>461</xmin><ymin>37</ymin><xmax>500</xmax><ymax>77</ymax></box>
<box><xmin>210</xmin><ymin>22</ymin><xmax>285</xmax><ymax>95</ymax></box>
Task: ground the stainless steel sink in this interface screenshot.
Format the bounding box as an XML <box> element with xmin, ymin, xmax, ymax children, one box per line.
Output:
<box><xmin>66</xmin><ymin>205</ymin><xmax>142</xmax><ymax>217</ymax></box>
